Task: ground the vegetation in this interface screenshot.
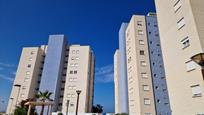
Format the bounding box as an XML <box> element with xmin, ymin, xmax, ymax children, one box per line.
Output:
<box><xmin>14</xmin><ymin>98</ymin><xmax>36</xmax><ymax>115</ymax></box>
<box><xmin>57</xmin><ymin>112</ymin><xmax>63</xmax><ymax>115</ymax></box>
<box><xmin>115</xmin><ymin>113</ymin><xmax>129</xmax><ymax>115</ymax></box>
<box><xmin>36</xmin><ymin>90</ymin><xmax>52</xmax><ymax>115</ymax></box>
<box><xmin>92</xmin><ymin>104</ymin><xmax>103</xmax><ymax>113</ymax></box>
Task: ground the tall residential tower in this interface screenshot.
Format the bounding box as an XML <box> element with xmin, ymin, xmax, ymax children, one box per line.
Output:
<box><xmin>155</xmin><ymin>0</ymin><xmax>204</xmax><ymax>114</ymax></box>
<box><xmin>6</xmin><ymin>35</ymin><xmax>95</xmax><ymax>115</ymax></box>
<box><xmin>125</xmin><ymin>15</ymin><xmax>156</xmax><ymax>115</ymax></box>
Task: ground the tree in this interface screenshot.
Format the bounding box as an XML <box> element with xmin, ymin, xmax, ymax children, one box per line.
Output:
<box><xmin>92</xmin><ymin>104</ymin><xmax>103</xmax><ymax>113</ymax></box>
<box><xmin>36</xmin><ymin>90</ymin><xmax>52</xmax><ymax>115</ymax></box>
<box><xmin>14</xmin><ymin>106</ymin><xmax>27</xmax><ymax>115</ymax></box>
<box><xmin>14</xmin><ymin>98</ymin><xmax>36</xmax><ymax>115</ymax></box>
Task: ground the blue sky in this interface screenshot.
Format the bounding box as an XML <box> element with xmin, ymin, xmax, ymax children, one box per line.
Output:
<box><xmin>0</xmin><ymin>0</ymin><xmax>155</xmax><ymax>113</ymax></box>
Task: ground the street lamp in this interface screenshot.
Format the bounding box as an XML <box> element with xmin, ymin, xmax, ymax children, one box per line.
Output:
<box><xmin>75</xmin><ymin>90</ymin><xmax>81</xmax><ymax>115</ymax></box>
<box><xmin>66</xmin><ymin>100</ymin><xmax>70</xmax><ymax>115</ymax></box>
<box><xmin>14</xmin><ymin>84</ymin><xmax>21</xmax><ymax>106</ymax></box>
<box><xmin>191</xmin><ymin>53</ymin><xmax>204</xmax><ymax>79</ymax></box>
<box><xmin>191</xmin><ymin>53</ymin><xmax>204</xmax><ymax>67</ymax></box>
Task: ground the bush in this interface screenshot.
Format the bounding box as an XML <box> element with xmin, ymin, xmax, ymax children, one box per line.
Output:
<box><xmin>57</xmin><ymin>112</ymin><xmax>63</xmax><ymax>115</ymax></box>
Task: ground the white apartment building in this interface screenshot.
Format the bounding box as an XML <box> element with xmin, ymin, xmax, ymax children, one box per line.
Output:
<box><xmin>155</xmin><ymin>0</ymin><xmax>204</xmax><ymax>114</ymax></box>
<box><xmin>6</xmin><ymin>35</ymin><xmax>95</xmax><ymax>114</ymax></box>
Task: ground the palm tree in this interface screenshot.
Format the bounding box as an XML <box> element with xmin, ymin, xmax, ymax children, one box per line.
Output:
<box><xmin>36</xmin><ymin>90</ymin><xmax>52</xmax><ymax>115</ymax></box>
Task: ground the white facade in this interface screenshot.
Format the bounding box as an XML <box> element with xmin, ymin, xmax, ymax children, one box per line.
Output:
<box><xmin>62</xmin><ymin>45</ymin><xmax>95</xmax><ymax>113</ymax></box>
<box><xmin>114</xmin><ymin>50</ymin><xmax>120</xmax><ymax>114</ymax></box>
<box><xmin>6</xmin><ymin>36</ymin><xmax>95</xmax><ymax>114</ymax></box>
<box><xmin>155</xmin><ymin>0</ymin><xmax>204</xmax><ymax>114</ymax></box>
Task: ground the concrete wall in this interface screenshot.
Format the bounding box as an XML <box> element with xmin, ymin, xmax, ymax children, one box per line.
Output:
<box><xmin>125</xmin><ymin>15</ymin><xmax>156</xmax><ymax>115</ymax></box>
<box><xmin>38</xmin><ymin>35</ymin><xmax>67</xmax><ymax>112</ymax></box>
<box><xmin>155</xmin><ymin>0</ymin><xmax>204</xmax><ymax>114</ymax></box>
<box><xmin>146</xmin><ymin>13</ymin><xmax>171</xmax><ymax>115</ymax></box>
<box><xmin>6</xmin><ymin>47</ymin><xmax>45</xmax><ymax>114</ymax></box>
<box><xmin>118</xmin><ymin>23</ymin><xmax>129</xmax><ymax>114</ymax></box>
<box><xmin>62</xmin><ymin>45</ymin><xmax>94</xmax><ymax>113</ymax></box>
<box><xmin>114</xmin><ymin>50</ymin><xmax>121</xmax><ymax>114</ymax></box>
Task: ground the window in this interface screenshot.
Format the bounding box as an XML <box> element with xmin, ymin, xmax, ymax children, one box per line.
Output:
<box><xmin>29</xmin><ymin>57</ymin><xmax>32</xmax><ymax>61</ymax></box>
<box><xmin>74</xmin><ymin>70</ymin><xmax>77</xmax><ymax>74</ymax></box>
<box><xmin>71</xmin><ymin>94</ymin><xmax>75</xmax><ymax>98</ymax></box>
<box><xmin>127</xmin><ymin>47</ymin><xmax>131</xmax><ymax>54</ymax></box>
<box><xmin>73</xmin><ymin>78</ymin><xmax>77</xmax><ymax>82</ymax></box>
<box><xmin>140</xmin><ymin>50</ymin><xmax>145</xmax><ymax>55</ymax></box>
<box><xmin>70</xmin><ymin>71</ymin><xmax>73</xmax><ymax>74</ymax></box>
<box><xmin>72</xmin><ymin>50</ymin><xmax>75</xmax><ymax>54</ymax></box>
<box><xmin>69</xmin><ymin>78</ymin><xmax>74</xmax><ymax>82</ymax></box>
<box><xmin>141</xmin><ymin>61</ymin><xmax>147</xmax><ymax>66</ymax></box>
<box><xmin>174</xmin><ymin>0</ymin><xmax>182</xmax><ymax>12</ymax></box>
<box><xmin>137</xmin><ymin>21</ymin><xmax>143</xmax><ymax>26</ymax></box>
<box><xmin>68</xmin><ymin>86</ymin><xmax>76</xmax><ymax>90</ymax></box>
<box><xmin>157</xmin><ymin>99</ymin><xmax>161</xmax><ymax>103</ymax></box>
<box><xmin>138</xmin><ymin>30</ymin><xmax>144</xmax><ymax>35</ymax></box>
<box><xmin>21</xmin><ymin>94</ymin><xmax>25</xmax><ymax>98</ymax></box>
<box><xmin>128</xmin><ymin>57</ymin><xmax>132</xmax><ymax>63</ymax></box>
<box><xmin>144</xmin><ymin>98</ymin><xmax>151</xmax><ymax>105</ymax></box>
<box><xmin>27</xmin><ymin>64</ymin><xmax>31</xmax><ymax>68</ymax></box>
<box><xmin>70</xmin><ymin>63</ymin><xmax>75</xmax><ymax>67</ymax></box>
<box><xmin>74</xmin><ymin>63</ymin><xmax>79</xmax><ymax>67</ymax></box>
<box><xmin>26</xmin><ymin>71</ymin><xmax>30</xmax><ymax>75</ymax></box>
<box><xmin>75</xmin><ymin>57</ymin><xmax>79</xmax><ymax>60</ymax></box>
<box><xmin>24</xmin><ymin>78</ymin><xmax>29</xmax><ymax>82</ymax></box>
<box><xmin>141</xmin><ymin>73</ymin><xmax>148</xmax><ymax>78</ymax></box>
<box><xmin>67</xmin><ymin>94</ymin><xmax>71</xmax><ymax>98</ymax></box>
<box><xmin>70</xmin><ymin>103</ymin><xmax>74</xmax><ymax>107</ymax></box>
<box><xmin>76</xmin><ymin>50</ymin><xmax>79</xmax><ymax>54</ymax></box>
<box><xmin>30</xmin><ymin>51</ymin><xmax>35</xmax><ymax>55</ymax></box>
<box><xmin>139</xmin><ymin>40</ymin><xmax>145</xmax><ymax>45</ymax></box>
<box><xmin>186</xmin><ymin>60</ymin><xmax>196</xmax><ymax>71</ymax></box>
<box><xmin>143</xmin><ymin>85</ymin><xmax>150</xmax><ymax>91</ymax></box>
<box><xmin>155</xmin><ymin>86</ymin><xmax>159</xmax><ymax>90</ymax></box>
<box><xmin>177</xmin><ymin>17</ymin><xmax>185</xmax><ymax>30</ymax></box>
<box><xmin>191</xmin><ymin>85</ymin><xmax>202</xmax><ymax>97</ymax></box>
<box><xmin>22</xmin><ymin>86</ymin><xmax>26</xmax><ymax>90</ymax></box>
<box><xmin>181</xmin><ymin>37</ymin><xmax>190</xmax><ymax>49</ymax></box>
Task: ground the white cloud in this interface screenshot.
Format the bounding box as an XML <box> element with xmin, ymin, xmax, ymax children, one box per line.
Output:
<box><xmin>95</xmin><ymin>64</ymin><xmax>114</xmax><ymax>83</ymax></box>
<box><xmin>0</xmin><ymin>62</ymin><xmax>16</xmax><ymax>68</ymax></box>
<box><xmin>12</xmin><ymin>71</ymin><xmax>16</xmax><ymax>75</ymax></box>
<box><xmin>0</xmin><ymin>74</ymin><xmax>14</xmax><ymax>82</ymax></box>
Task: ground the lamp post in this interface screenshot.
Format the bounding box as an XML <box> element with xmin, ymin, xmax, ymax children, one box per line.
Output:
<box><xmin>191</xmin><ymin>53</ymin><xmax>204</xmax><ymax>79</ymax></box>
<box><xmin>75</xmin><ymin>90</ymin><xmax>81</xmax><ymax>115</ymax></box>
<box><xmin>66</xmin><ymin>100</ymin><xmax>70</xmax><ymax>115</ymax></box>
<box><xmin>14</xmin><ymin>84</ymin><xmax>21</xmax><ymax>106</ymax></box>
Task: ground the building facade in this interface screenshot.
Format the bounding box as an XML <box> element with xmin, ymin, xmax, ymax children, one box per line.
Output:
<box><xmin>125</xmin><ymin>15</ymin><xmax>156</xmax><ymax>115</ymax></box>
<box><xmin>6</xmin><ymin>46</ymin><xmax>46</xmax><ymax>115</ymax></box>
<box><xmin>6</xmin><ymin>35</ymin><xmax>95</xmax><ymax>114</ymax></box>
<box><xmin>155</xmin><ymin>0</ymin><xmax>204</xmax><ymax>114</ymax></box>
<box><xmin>146</xmin><ymin>13</ymin><xmax>171</xmax><ymax>115</ymax></box>
<box><xmin>114</xmin><ymin>50</ymin><xmax>121</xmax><ymax>114</ymax></box>
<box><xmin>62</xmin><ymin>45</ymin><xmax>95</xmax><ymax>113</ymax></box>
<box><xmin>118</xmin><ymin>23</ymin><xmax>129</xmax><ymax>114</ymax></box>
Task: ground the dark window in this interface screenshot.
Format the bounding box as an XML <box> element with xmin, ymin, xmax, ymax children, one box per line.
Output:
<box><xmin>27</xmin><ymin>64</ymin><xmax>31</xmax><ymax>68</ymax></box>
<box><xmin>140</xmin><ymin>50</ymin><xmax>145</xmax><ymax>55</ymax></box>
<box><xmin>70</xmin><ymin>71</ymin><xmax>73</xmax><ymax>74</ymax></box>
<box><xmin>157</xmin><ymin>99</ymin><xmax>161</xmax><ymax>103</ymax></box>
